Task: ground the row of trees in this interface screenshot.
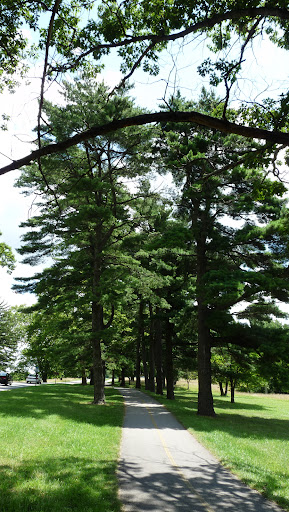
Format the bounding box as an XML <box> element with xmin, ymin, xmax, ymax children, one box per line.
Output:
<box><xmin>12</xmin><ymin>78</ymin><xmax>289</xmax><ymax>416</ymax></box>
<box><xmin>0</xmin><ymin>234</ymin><xmax>18</xmax><ymax>370</ymax></box>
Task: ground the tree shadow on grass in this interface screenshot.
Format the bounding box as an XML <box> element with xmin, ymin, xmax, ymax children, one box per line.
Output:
<box><xmin>170</xmin><ymin>401</ymin><xmax>289</xmax><ymax>442</ymax></box>
<box><xmin>0</xmin><ymin>456</ymin><xmax>121</xmax><ymax>512</ymax></box>
<box><xmin>175</xmin><ymin>391</ymin><xmax>267</xmax><ymax>411</ymax></box>
<box><xmin>0</xmin><ymin>384</ymin><xmax>124</xmax><ymax>427</ymax></box>
<box><xmin>230</xmin><ymin>460</ymin><xmax>289</xmax><ymax>511</ymax></box>
<box><xmin>143</xmin><ymin>390</ymin><xmax>289</xmax><ymax>444</ymax></box>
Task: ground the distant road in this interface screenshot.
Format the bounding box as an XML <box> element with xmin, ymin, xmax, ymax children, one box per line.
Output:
<box><xmin>0</xmin><ymin>381</ymin><xmax>31</xmax><ymax>391</ymax></box>
<box><xmin>0</xmin><ymin>380</ymin><xmax>82</xmax><ymax>391</ymax></box>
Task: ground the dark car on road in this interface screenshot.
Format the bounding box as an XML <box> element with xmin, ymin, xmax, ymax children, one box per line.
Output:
<box><xmin>0</xmin><ymin>371</ymin><xmax>13</xmax><ymax>386</ymax></box>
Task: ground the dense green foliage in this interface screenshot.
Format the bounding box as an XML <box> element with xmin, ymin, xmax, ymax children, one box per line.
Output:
<box><xmin>2</xmin><ymin>0</ymin><xmax>289</xmax><ymax>176</ymax></box>
<box><xmin>153</xmin><ymin>90</ymin><xmax>289</xmax><ymax>414</ymax></box>
<box><xmin>0</xmin><ymin>303</ymin><xmax>23</xmax><ymax>369</ymax></box>
<box><xmin>1</xmin><ymin>0</ymin><xmax>289</xmax><ymax>414</ymax></box>
<box><xmin>14</xmin><ymin>78</ymin><xmax>157</xmax><ymax>402</ymax></box>
<box><xmin>12</xmin><ymin>81</ymin><xmax>289</xmax><ymax>417</ymax></box>
<box><xmin>0</xmin><ymin>231</ymin><xmax>15</xmax><ymax>273</ymax></box>
<box><xmin>10</xmin><ymin>79</ymin><xmax>289</xmax><ymax>415</ymax></box>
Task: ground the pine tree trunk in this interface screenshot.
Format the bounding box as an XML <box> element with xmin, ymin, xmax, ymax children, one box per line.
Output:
<box><xmin>155</xmin><ymin>310</ymin><xmax>163</xmax><ymax>395</ymax></box>
<box><xmin>91</xmin><ymin>239</ymin><xmax>105</xmax><ymax>404</ymax></box>
<box><xmin>148</xmin><ymin>303</ymin><xmax>155</xmax><ymax>392</ymax></box>
<box><xmin>81</xmin><ymin>366</ymin><xmax>87</xmax><ymax>385</ymax></box>
<box><xmin>230</xmin><ymin>380</ymin><xmax>235</xmax><ymax>403</ymax></box>
<box><xmin>91</xmin><ymin>301</ymin><xmax>105</xmax><ymax>404</ymax></box>
<box><xmin>121</xmin><ymin>367</ymin><xmax>125</xmax><ymax>387</ymax></box>
<box><xmin>41</xmin><ymin>371</ymin><xmax>48</xmax><ymax>383</ymax></box>
<box><xmin>219</xmin><ymin>382</ymin><xmax>224</xmax><ymax>395</ymax></box>
<box><xmin>165</xmin><ymin>318</ymin><xmax>175</xmax><ymax>400</ymax></box>
<box><xmin>140</xmin><ymin>302</ymin><xmax>149</xmax><ymax>390</ymax></box>
<box><xmin>196</xmin><ymin>235</ymin><xmax>216</xmax><ymax>417</ymax></box>
<box><xmin>197</xmin><ymin>304</ymin><xmax>215</xmax><ymax>416</ymax></box>
<box><xmin>136</xmin><ymin>299</ymin><xmax>144</xmax><ymax>389</ymax></box>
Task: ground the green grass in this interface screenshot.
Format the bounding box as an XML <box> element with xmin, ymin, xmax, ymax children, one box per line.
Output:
<box><xmin>148</xmin><ymin>385</ymin><xmax>289</xmax><ymax>511</ymax></box>
<box><xmin>0</xmin><ymin>384</ymin><xmax>124</xmax><ymax>512</ymax></box>
<box><xmin>2</xmin><ymin>382</ymin><xmax>289</xmax><ymax>511</ymax></box>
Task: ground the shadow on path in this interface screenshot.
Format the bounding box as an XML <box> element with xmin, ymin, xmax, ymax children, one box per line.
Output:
<box><xmin>118</xmin><ymin>388</ymin><xmax>285</xmax><ymax>512</ymax></box>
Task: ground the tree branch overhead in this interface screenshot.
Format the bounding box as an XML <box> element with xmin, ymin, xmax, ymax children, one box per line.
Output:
<box><xmin>1</xmin><ymin>110</ymin><xmax>288</xmax><ymax>176</ymax></box>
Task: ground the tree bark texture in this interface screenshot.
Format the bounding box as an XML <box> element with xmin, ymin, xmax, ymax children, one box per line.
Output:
<box><xmin>135</xmin><ymin>299</ymin><xmax>144</xmax><ymax>389</ymax></box>
<box><xmin>155</xmin><ymin>311</ymin><xmax>163</xmax><ymax>395</ymax></box>
<box><xmin>91</xmin><ymin>243</ymin><xmax>105</xmax><ymax>404</ymax></box>
<box><xmin>142</xmin><ymin>331</ymin><xmax>149</xmax><ymax>391</ymax></box>
<box><xmin>196</xmin><ymin>232</ymin><xmax>216</xmax><ymax>417</ymax></box>
<box><xmin>121</xmin><ymin>367</ymin><xmax>126</xmax><ymax>387</ymax></box>
<box><xmin>148</xmin><ymin>303</ymin><xmax>156</xmax><ymax>392</ymax></box>
<box><xmin>81</xmin><ymin>366</ymin><xmax>87</xmax><ymax>385</ymax></box>
<box><xmin>197</xmin><ymin>304</ymin><xmax>215</xmax><ymax>416</ymax></box>
<box><xmin>91</xmin><ymin>301</ymin><xmax>105</xmax><ymax>404</ymax></box>
<box><xmin>230</xmin><ymin>380</ymin><xmax>235</xmax><ymax>403</ymax></box>
<box><xmin>165</xmin><ymin>318</ymin><xmax>175</xmax><ymax>400</ymax></box>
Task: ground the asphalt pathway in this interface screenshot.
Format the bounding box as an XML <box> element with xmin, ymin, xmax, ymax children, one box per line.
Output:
<box><xmin>118</xmin><ymin>387</ymin><xmax>284</xmax><ymax>512</ymax></box>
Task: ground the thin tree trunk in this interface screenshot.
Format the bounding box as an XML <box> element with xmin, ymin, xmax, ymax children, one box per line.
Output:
<box><xmin>142</xmin><ymin>334</ymin><xmax>149</xmax><ymax>390</ymax></box>
<box><xmin>155</xmin><ymin>310</ymin><xmax>163</xmax><ymax>395</ymax></box>
<box><xmin>148</xmin><ymin>302</ymin><xmax>155</xmax><ymax>392</ymax></box>
<box><xmin>41</xmin><ymin>371</ymin><xmax>48</xmax><ymax>383</ymax></box>
<box><xmin>136</xmin><ymin>299</ymin><xmax>144</xmax><ymax>389</ymax></box>
<box><xmin>81</xmin><ymin>366</ymin><xmax>87</xmax><ymax>385</ymax></box>
<box><xmin>139</xmin><ymin>302</ymin><xmax>149</xmax><ymax>390</ymax></box>
<box><xmin>165</xmin><ymin>318</ymin><xmax>175</xmax><ymax>400</ymax></box>
<box><xmin>121</xmin><ymin>367</ymin><xmax>125</xmax><ymax>387</ymax></box>
<box><xmin>219</xmin><ymin>382</ymin><xmax>224</xmax><ymax>395</ymax></box>
<box><xmin>230</xmin><ymin>380</ymin><xmax>235</xmax><ymax>403</ymax></box>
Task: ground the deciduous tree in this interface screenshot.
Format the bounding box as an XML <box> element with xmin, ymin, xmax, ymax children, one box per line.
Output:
<box><xmin>2</xmin><ymin>1</ymin><xmax>289</xmax><ymax>174</ymax></box>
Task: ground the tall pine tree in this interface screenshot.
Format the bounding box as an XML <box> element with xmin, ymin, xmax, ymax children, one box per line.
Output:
<box><xmin>157</xmin><ymin>90</ymin><xmax>289</xmax><ymax>416</ymax></box>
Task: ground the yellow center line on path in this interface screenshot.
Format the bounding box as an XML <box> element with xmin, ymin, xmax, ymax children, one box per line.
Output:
<box><xmin>144</xmin><ymin>404</ymin><xmax>215</xmax><ymax>512</ymax></box>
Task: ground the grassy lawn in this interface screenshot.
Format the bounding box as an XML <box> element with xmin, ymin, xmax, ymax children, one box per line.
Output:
<box><xmin>149</xmin><ymin>384</ymin><xmax>289</xmax><ymax>511</ymax></box>
<box><xmin>0</xmin><ymin>384</ymin><xmax>124</xmax><ymax>512</ymax></box>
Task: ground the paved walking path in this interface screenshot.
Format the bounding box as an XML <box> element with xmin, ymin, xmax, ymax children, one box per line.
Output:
<box><xmin>118</xmin><ymin>388</ymin><xmax>284</xmax><ymax>512</ymax></box>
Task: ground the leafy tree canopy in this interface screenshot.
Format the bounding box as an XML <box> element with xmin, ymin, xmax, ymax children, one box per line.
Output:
<box><xmin>2</xmin><ymin>1</ymin><xmax>289</xmax><ymax>174</ymax></box>
<box><xmin>0</xmin><ymin>231</ymin><xmax>15</xmax><ymax>273</ymax></box>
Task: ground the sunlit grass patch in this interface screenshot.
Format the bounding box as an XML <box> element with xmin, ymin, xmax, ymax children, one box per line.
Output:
<box><xmin>0</xmin><ymin>384</ymin><xmax>124</xmax><ymax>512</ymax></box>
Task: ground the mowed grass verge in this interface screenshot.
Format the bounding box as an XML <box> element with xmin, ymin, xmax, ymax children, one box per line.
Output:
<box><xmin>149</xmin><ymin>385</ymin><xmax>289</xmax><ymax>511</ymax></box>
<box><xmin>0</xmin><ymin>384</ymin><xmax>124</xmax><ymax>512</ymax></box>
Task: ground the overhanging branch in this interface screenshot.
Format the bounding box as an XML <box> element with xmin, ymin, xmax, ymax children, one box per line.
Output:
<box><xmin>51</xmin><ymin>6</ymin><xmax>289</xmax><ymax>72</ymax></box>
<box><xmin>1</xmin><ymin>110</ymin><xmax>289</xmax><ymax>175</ymax></box>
